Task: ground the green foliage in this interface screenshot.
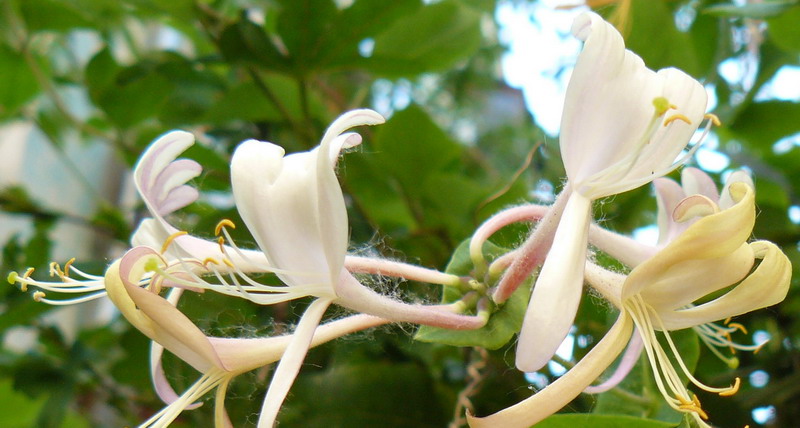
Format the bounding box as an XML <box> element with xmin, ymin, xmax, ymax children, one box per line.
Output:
<box><xmin>415</xmin><ymin>240</ymin><xmax>531</xmax><ymax>350</ymax></box>
<box><xmin>1</xmin><ymin>0</ymin><xmax>799</xmax><ymax>426</ymax></box>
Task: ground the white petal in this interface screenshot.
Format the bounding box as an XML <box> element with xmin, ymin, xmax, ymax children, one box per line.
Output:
<box><xmin>515</xmin><ymin>192</ymin><xmax>591</xmax><ymax>372</ymax></box>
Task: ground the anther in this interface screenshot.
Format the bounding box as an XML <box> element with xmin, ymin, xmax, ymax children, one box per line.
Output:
<box><xmin>718</xmin><ymin>377</ymin><xmax>740</xmax><ymax>397</ymax></box>
<box><xmin>215</xmin><ymin>219</ymin><xmax>236</xmax><ymax>236</ymax></box>
<box><xmin>202</xmin><ymin>257</ymin><xmax>220</xmax><ymax>267</ymax></box>
<box><xmin>704</xmin><ymin>113</ymin><xmax>721</xmax><ymax>126</ymax></box>
<box><xmin>754</xmin><ymin>341</ymin><xmax>768</xmax><ymax>354</ymax></box>
<box><xmin>217</xmin><ymin>236</ymin><xmax>226</xmax><ymax>253</ymax></box>
<box><xmin>222</xmin><ymin>258</ymin><xmax>235</xmax><ymax>268</ymax></box>
<box><xmin>23</xmin><ymin>267</ymin><xmax>35</xmax><ymax>279</ymax></box>
<box><xmin>664</xmin><ymin>114</ymin><xmax>692</xmax><ymax>126</ymax></box>
<box><xmin>161</xmin><ymin>231</ymin><xmax>188</xmax><ymax>254</ymax></box>
<box><xmin>724</xmin><ymin>317</ymin><xmax>732</xmax><ymax>325</ymax></box>
<box><xmin>33</xmin><ymin>291</ymin><xmax>46</xmax><ymax>302</ymax></box>
<box><xmin>727</xmin><ymin>322</ymin><xmax>748</xmax><ymax>334</ymax></box>
<box><xmin>63</xmin><ymin>258</ymin><xmax>76</xmax><ymax>277</ymax></box>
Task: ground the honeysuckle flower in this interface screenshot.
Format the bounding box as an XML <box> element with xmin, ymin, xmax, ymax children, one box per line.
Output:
<box><xmin>125</xmin><ymin>111</ymin><xmax>488</xmax><ymax>426</ymax></box>
<box><xmin>508</xmin><ymin>11</ymin><xmax>710</xmax><ymax>372</ymax></box>
<box><xmin>469</xmin><ymin>178</ymin><xmax>791</xmax><ymax>428</ymax></box>
<box><xmin>106</xmin><ymin>246</ymin><xmax>389</xmax><ymax>428</ymax></box>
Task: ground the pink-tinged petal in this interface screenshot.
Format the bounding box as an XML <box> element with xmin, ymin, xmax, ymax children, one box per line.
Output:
<box><xmin>681</xmin><ymin>167</ymin><xmax>719</xmax><ymax>202</ymax></box>
<box><xmin>584</xmin><ymin>332</ymin><xmax>643</xmax><ymax>394</ymax></box>
<box><xmin>467</xmin><ymin>314</ymin><xmax>633</xmax><ymax>428</ymax></box>
<box><xmin>151</xmin><ymin>341</ymin><xmax>203</xmax><ymax>410</ymax></box>
<box><xmin>516</xmin><ymin>192</ymin><xmax>591</xmax><ymax>372</ymax></box>
<box><xmin>653</xmin><ymin>177</ymin><xmax>686</xmax><ymax>247</ymax></box>
<box><xmin>334</xmin><ymin>270</ymin><xmax>486</xmax><ymax>330</ymax></box>
<box><xmin>719</xmin><ymin>170</ymin><xmax>753</xmax><ymax>210</ymax></box>
<box><xmin>256</xmin><ymin>298</ymin><xmax>332</xmax><ymax>428</ymax></box>
<box><xmin>659</xmin><ymin>241</ymin><xmax>791</xmax><ymax>329</ymax></box>
<box><xmin>134</xmin><ymin>131</ymin><xmax>201</xmax><ymax>218</ymax></box>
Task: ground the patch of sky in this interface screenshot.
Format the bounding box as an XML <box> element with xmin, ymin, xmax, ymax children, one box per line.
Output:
<box><xmin>749</xmin><ymin>370</ymin><xmax>769</xmax><ymax>388</ymax></box>
<box><xmin>751</xmin><ymin>405</ymin><xmax>776</xmax><ymax>425</ymax></box>
<box><xmin>789</xmin><ymin>205</ymin><xmax>800</xmax><ymax>224</ymax></box>
<box><xmin>753</xmin><ymin>330</ymin><xmax>771</xmax><ymax>346</ymax></box>
<box><xmin>547</xmin><ymin>327</ymin><xmax>576</xmax><ymax>376</ymax></box>
<box><xmin>358</xmin><ymin>38</ymin><xmax>375</xmax><ymax>58</ymax></box>
<box><xmin>495</xmin><ymin>0</ymin><xmax>582</xmax><ymax>136</ymax></box>
<box><xmin>524</xmin><ymin>371</ymin><xmax>550</xmax><ymax>389</ymax></box>
<box><xmin>633</xmin><ymin>224</ymin><xmax>659</xmax><ymax>246</ymax></box>
<box><xmin>756</xmin><ymin>65</ymin><xmax>800</xmax><ymax>101</ymax></box>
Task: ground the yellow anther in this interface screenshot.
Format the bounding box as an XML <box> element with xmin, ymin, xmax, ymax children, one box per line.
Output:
<box><xmin>215</xmin><ymin>219</ymin><xmax>236</xmax><ymax>236</ymax></box>
<box><xmin>161</xmin><ymin>231</ymin><xmax>188</xmax><ymax>254</ymax></box>
<box><xmin>48</xmin><ymin>261</ymin><xmax>60</xmax><ymax>277</ymax></box>
<box><xmin>754</xmin><ymin>341</ymin><xmax>768</xmax><ymax>354</ymax></box>
<box><xmin>724</xmin><ymin>317</ymin><xmax>732</xmax><ymax>325</ymax></box>
<box><xmin>63</xmin><ymin>257</ymin><xmax>76</xmax><ymax>277</ymax></box>
<box><xmin>217</xmin><ymin>236</ymin><xmax>226</xmax><ymax>253</ymax></box>
<box><xmin>669</xmin><ymin>104</ymin><xmax>678</xmax><ymax>109</ymax></box>
<box><xmin>726</xmin><ymin>322</ymin><xmax>748</xmax><ymax>334</ymax></box>
<box><xmin>23</xmin><ymin>267</ymin><xmax>34</xmax><ymax>279</ymax></box>
<box><xmin>33</xmin><ymin>291</ymin><xmax>46</xmax><ymax>302</ymax></box>
<box><xmin>719</xmin><ymin>377</ymin><xmax>741</xmax><ymax>397</ymax></box>
<box><xmin>677</xmin><ymin>395</ymin><xmax>693</xmax><ymax>406</ymax></box>
<box><xmin>663</xmin><ymin>114</ymin><xmax>692</xmax><ymax>126</ymax></box>
<box><xmin>692</xmin><ymin>394</ymin><xmax>702</xmax><ymax>408</ymax></box>
<box><xmin>704</xmin><ymin>113</ymin><xmax>721</xmax><ymax>126</ymax></box>
<box><xmin>222</xmin><ymin>258</ymin><xmax>235</xmax><ymax>268</ymax></box>
<box><xmin>202</xmin><ymin>257</ymin><xmax>220</xmax><ymax>267</ymax></box>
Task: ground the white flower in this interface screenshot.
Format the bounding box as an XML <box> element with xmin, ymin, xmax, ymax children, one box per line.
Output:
<box><xmin>515</xmin><ymin>11</ymin><xmax>709</xmax><ymax>372</ymax></box>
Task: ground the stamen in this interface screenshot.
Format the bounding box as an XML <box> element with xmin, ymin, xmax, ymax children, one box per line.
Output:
<box><xmin>222</xmin><ymin>258</ymin><xmax>235</xmax><ymax>268</ymax></box>
<box><xmin>704</xmin><ymin>113</ymin><xmax>721</xmax><ymax>126</ymax></box>
<box><xmin>63</xmin><ymin>258</ymin><xmax>76</xmax><ymax>277</ymax></box>
<box><xmin>33</xmin><ymin>291</ymin><xmax>45</xmax><ymax>302</ymax></box>
<box><xmin>726</xmin><ymin>322</ymin><xmax>748</xmax><ymax>334</ymax></box>
<box><xmin>203</xmin><ymin>257</ymin><xmax>220</xmax><ymax>267</ymax></box>
<box><xmin>23</xmin><ymin>267</ymin><xmax>34</xmax><ymax>279</ymax></box>
<box><xmin>718</xmin><ymin>377</ymin><xmax>740</xmax><ymax>397</ymax></box>
<box><xmin>161</xmin><ymin>231</ymin><xmax>188</xmax><ymax>254</ymax></box>
<box><xmin>215</xmin><ymin>219</ymin><xmax>236</xmax><ymax>236</ymax></box>
<box><xmin>217</xmin><ymin>236</ymin><xmax>225</xmax><ymax>253</ymax></box>
<box><xmin>664</xmin><ymin>114</ymin><xmax>692</xmax><ymax>126</ymax></box>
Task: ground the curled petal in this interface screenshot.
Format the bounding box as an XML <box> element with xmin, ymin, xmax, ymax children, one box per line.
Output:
<box><xmin>654</xmin><ymin>177</ymin><xmax>686</xmax><ymax>247</ymax></box>
<box><xmin>106</xmin><ymin>247</ymin><xmax>223</xmax><ymax>373</ymax></box>
<box><xmin>584</xmin><ymin>331</ymin><xmax>643</xmax><ymax>394</ymax></box>
<box><xmin>681</xmin><ymin>167</ymin><xmax>720</xmax><ymax>203</ymax></box>
<box><xmin>623</xmin><ymin>183</ymin><xmax>755</xmax><ymax>299</ymax></box>
<box><xmin>660</xmin><ymin>241</ymin><xmax>791</xmax><ymax>329</ymax></box>
<box><xmin>134</xmin><ymin>131</ymin><xmax>201</xmax><ymax>218</ymax></box>
<box><xmin>516</xmin><ymin>192</ymin><xmax>591</xmax><ymax>372</ymax></box>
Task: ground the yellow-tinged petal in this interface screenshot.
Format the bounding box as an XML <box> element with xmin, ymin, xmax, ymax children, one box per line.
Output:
<box><xmin>467</xmin><ymin>314</ymin><xmax>633</xmax><ymax>428</ymax></box>
<box><xmin>623</xmin><ymin>183</ymin><xmax>755</xmax><ymax>299</ymax></box>
<box><xmin>659</xmin><ymin>241</ymin><xmax>791</xmax><ymax>329</ymax></box>
<box><xmin>106</xmin><ymin>247</ymin><xmax>224</xmax><ymax>373</ymax></box>
<box><xmin>639</xmin><ymin>244</ymin><xmax>755</xmax><ymax>312</ymax></box>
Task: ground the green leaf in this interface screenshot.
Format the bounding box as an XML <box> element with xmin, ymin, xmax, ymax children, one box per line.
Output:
<box><xmin>372</xmin><ymin>105</ymin><xmax>463</xmax><ymax>194</ymax></box>
<box><xmin>538</xmin><ymin>413</ymin><xmax>674</xmax><ymax>428</ymax></box>
<box><xmin>275</xmin><ymin>0</ymin><xmax>338</xmax><ymax>72</ymax></box>
<box><xmin>728</xmin><ymin>101</ymin><xmax>800</xmax><ymax>151</ymax></box>
<box><xmin>280</xmin><ymin>362</ymin><xmax>447</xmax><ymax>427</ymax></box>
<box><xmin>365</xmin><ymin>0</ymin><xmax>482</xmax><ymax>78</ymax></box>
<box><xmin>768</xmin><ymin>6</ymin><xmax>800</xmax><ymax>52</ymax></box>
<box><xmin>624</xmin><ymin>0</ymin><xmax>716</xmax><ymax>77</ymax></box>
<box><xmin>217</xmin><ymin>18</ymin><xmax>290</xmax><ymax>71</ymax></box>
<box><xmin>0</xmin><ymin>379</ymin><xmax>46</xmax><ymax>427</ymax></box>
<box><xmin>704</xmin><ymin>1</ymin><xmax>799</xmax><ymax>18</ymax></box>
<box><xmin>18</xmin><ymin>0</ymin><xmax>93</xmax><ymax>32</ymax></box>
<box><xmin>0</xmin><ymin>44</ymin><xmax>40</xmax><ymax>118</ymax></box>
<box><xmin>415</xmin><ymin>239</ymin><xmax>531</xmax><ymax>349</ymax></box>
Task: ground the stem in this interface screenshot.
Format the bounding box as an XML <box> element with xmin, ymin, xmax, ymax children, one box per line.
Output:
<box><xmin>493</xmin><ymin>185</ymin><xmax>573</xmax><ymax>304</ymax></box>
<box><xmin>344</xmin><ymin>255</ymin><xmax>462</xmax><ymax>286</ymax></box>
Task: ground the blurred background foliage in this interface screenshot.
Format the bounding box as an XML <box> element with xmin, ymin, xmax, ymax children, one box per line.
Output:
<box><xmin>0</xmin><ymin>0</ymin><xmax>797</xmax><ymax>427</ymax></box>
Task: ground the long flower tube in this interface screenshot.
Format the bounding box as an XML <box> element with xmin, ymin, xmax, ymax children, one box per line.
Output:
<box><xmin>510</xmin><ymin>11</ymin><xmax>709</xmax><ymax>372</ymax></box>
<box><xmin>106</xmin><ymin>247</ymin><xmax>389</xmax><ymax>428</ymax></box>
